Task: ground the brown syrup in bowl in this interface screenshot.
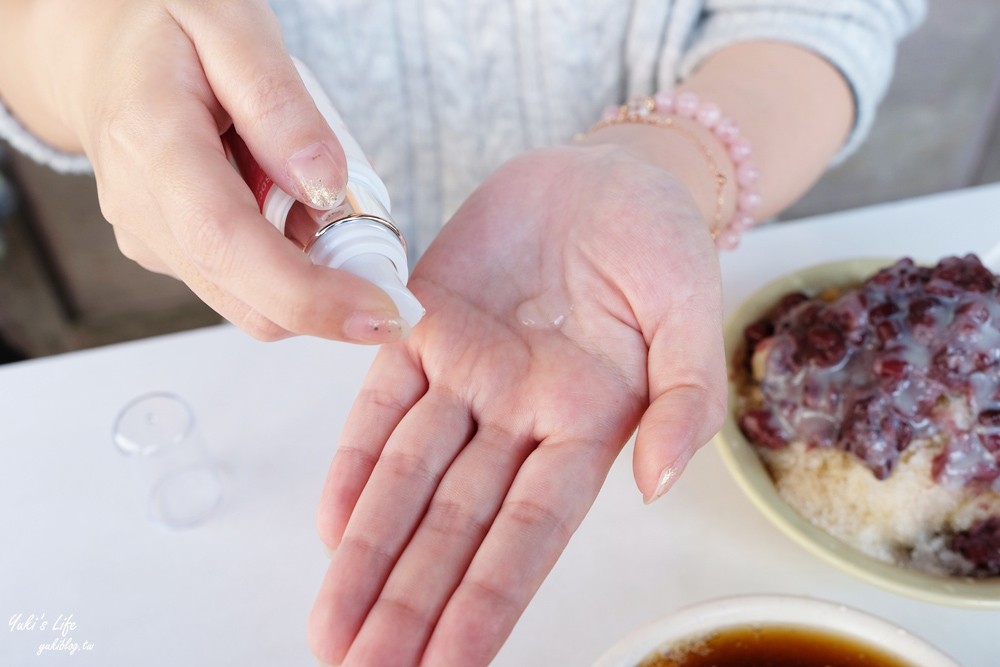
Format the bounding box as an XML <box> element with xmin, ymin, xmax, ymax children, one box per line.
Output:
<box><xmin>637</xmin><ymin>624</ymin><xmax>916</xmax><ymax>667</ymax></box>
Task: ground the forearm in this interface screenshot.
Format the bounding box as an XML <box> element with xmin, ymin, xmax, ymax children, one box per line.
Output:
<box><xmin>681</xmin><ymin>40</ymin><xmax>853</xmax><ymax>218</ymax></box>
<box><xmin>0</xmin><ymin>0</ymin><xmax>89</xmax><ymax>152</ymax></box>
<box><xmin>580</xmin><ymin>41</ymin><xmax>854</xmax><ymax>228</ymax></box>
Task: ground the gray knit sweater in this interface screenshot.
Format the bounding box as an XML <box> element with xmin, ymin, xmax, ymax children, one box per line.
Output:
<box><xmin>0</xmin><ymin>0</ymin><xmax>926</xmax><ymax>256</ymax></box>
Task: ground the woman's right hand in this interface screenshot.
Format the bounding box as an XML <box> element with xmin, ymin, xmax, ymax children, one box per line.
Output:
<box><xmin>0</xmin><ymin>0</ymin><xmax>407</xmax><ymax>343</ymax></box>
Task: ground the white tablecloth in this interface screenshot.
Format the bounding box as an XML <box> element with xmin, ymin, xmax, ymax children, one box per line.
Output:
<box><xmin>3</xmin><ymin>184</ymin><xmax>999</xmax><ymax>666</ymax></box>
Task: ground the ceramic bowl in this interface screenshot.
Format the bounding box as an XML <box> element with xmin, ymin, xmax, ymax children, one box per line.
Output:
<box><xmin>591</xmin><ymin>594</ymin><xmax>958</xmax><ymax>667</ymax></box>
<box><xmin>714</xmin><ymin>258</ymin><xmax>1000</xmax><ymax>608</ymax></box>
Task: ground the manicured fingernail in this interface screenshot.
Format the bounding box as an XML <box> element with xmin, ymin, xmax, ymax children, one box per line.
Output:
<box><xmin>343</xmin><ymin>312</ymin><xmax>409</xmax><ymax>344</ymax></box>
<box><xmin>286</xmin><ymin>142</ymin><xmax>346</xmax><ymax>209</ymax></box>
<box><xmin>645</xmin><ymin>464</ymin><xmax>682</xmax><ymax>505</ymax></box>
<box><xmin>645</xmin><ymin>447</ymin><xmax>699</xmax><ymax>504</ymax></box>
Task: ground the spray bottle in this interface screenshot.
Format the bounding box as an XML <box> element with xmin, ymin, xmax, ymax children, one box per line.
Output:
<box><xmin>222</xmin><ymin>59</ymin><xmax>424</xmax><ymax>330</ymax></box>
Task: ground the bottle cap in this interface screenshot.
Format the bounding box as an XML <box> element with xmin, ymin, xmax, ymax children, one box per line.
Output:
<box><xmin>307</xmin><ymin>217</ymin><xmax>425</xmax><ymax>329</ymax></box>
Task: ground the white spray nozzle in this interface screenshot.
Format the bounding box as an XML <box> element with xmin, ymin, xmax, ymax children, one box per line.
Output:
<box><xmin>307</xmin><ymin>218</ymin><xmax>425</xmax><ymax>330</ymax></box>
<box><xmin>340</xmin><ymin>254</ymin><xmax>425</xmax><ymax>329</ymax></box>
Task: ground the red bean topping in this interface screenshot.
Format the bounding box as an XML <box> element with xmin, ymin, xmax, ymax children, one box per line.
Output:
<box><xmin>738</xmin><ymin>255</ymin><xmax>1000</xmax><ymax>487</ymax></box>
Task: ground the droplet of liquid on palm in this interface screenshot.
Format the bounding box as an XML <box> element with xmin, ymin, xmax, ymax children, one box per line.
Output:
<box><xmin>515</xmin><ymin>290</ymin><xmax>572</xmax><ymax>330</ymax></box>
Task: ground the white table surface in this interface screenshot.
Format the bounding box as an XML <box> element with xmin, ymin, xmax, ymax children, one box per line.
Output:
<box><xmin>3</xmin><ymin>183</ymin><xmax>1000</xmax><ymax>667</ymax></box>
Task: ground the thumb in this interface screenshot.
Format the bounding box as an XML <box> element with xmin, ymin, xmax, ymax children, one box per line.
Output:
<box><xmin>171</xmin><ymin>1</ymin><xmax>348</xmax><ymax>210</ymax></box>
<box><xmin>633</xmin><ymin>300</ymin><xmax>728</xmax><ymax>504</ymax></box>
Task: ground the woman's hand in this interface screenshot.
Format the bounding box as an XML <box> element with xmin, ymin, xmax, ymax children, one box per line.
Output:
<box><xmin>309</xmin><ymin>145</ymin><xmax>728</xmax><ymax>666</ymax></box>
<box><xmin>0</xmin><ymin>0</ymin><xmax>405</xmax><ymax>343</ymax></box>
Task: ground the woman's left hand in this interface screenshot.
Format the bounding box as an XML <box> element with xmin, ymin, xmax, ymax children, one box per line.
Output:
<box><xmin>308</xmin><ymin>144</ymin><xmax>727</xmax><ymax>666</ymax></box>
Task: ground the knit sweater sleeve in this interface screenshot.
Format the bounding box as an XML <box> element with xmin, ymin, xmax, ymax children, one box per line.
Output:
<box><xmin>673</xmin><ymin>0</ymin><xmax>927</xmax><ymax>163</ymax></box>
<box><xmin>0</xmin><ymin>99</ymin><xmax>91</xmax><ymax>174</ymax></box>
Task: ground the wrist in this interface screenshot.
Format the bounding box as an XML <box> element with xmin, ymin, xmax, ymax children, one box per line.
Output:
<box><xmin>578</xmin><ymin>118</ymin><xmax>736</xmax><ymax>231</ymax></box>
<box><xmin>577</xmin><ymin>94</ymin><xmax>761</xmax><ymax>250</ymax></box>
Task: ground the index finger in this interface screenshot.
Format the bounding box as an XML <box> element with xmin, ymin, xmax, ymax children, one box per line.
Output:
<box><xmin>168</xmin><ymin>0</ymin><xmax>349</xmax><ymax>207</ymax></box>
<box><xmin>316</xmin><ymin>344</ymin><xmax>429</xmax><ymax>550</ymax></box>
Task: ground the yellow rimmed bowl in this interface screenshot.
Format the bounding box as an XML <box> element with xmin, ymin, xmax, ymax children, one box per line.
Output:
<box><xmin>714</xmin><ymin>257</ymin><xmax>1000</xmax><ymax>608</ymax></box>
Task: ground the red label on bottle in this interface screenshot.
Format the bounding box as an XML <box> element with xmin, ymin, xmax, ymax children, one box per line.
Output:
<box><xmin>221</xmin><ymin>128</ymin><xmax>273</xmax><ymax>212</ymax></box>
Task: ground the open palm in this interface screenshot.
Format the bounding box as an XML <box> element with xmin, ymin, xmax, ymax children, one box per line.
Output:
<box><xmin>309</xmin><ymin>145</ymin><xmax>727</xmax><ymax>666</ymax></box>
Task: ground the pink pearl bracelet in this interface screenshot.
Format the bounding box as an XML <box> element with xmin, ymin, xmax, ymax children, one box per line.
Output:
<box><xmin>586</xmin><ymin>92</ymin><xmax>761</xmax><ymax>250</ymax></box>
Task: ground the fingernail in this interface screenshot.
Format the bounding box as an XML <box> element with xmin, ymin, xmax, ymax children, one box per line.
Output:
<box><xmin>644</xmin><ymin>448</ymin><xmax>698</xmax><ymax>505</ymax></box>
<box><xmin>343</xmin><ymin>312</ymin><xmax>410</xmax><ymax>344</ymax></box>
<box><xmin>322</xmin><ymin>542</ymin><xmax>334</xmax><ymax>559</ymax></box>
<box><xmin>644</xmin><ymin>464</ymin><xmax>682</xmax><ymax>505</ymax></box>
<box><xmin>286</xmin><ymin>142</ymin><xmax>346</xmax><ymax>209</ymax></box>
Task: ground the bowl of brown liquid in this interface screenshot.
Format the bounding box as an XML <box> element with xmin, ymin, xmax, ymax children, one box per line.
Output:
<box><xmin>591</xmin><ymin>595</ymin><xmax>957</xmax><ymax>667</ymax></box>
